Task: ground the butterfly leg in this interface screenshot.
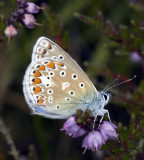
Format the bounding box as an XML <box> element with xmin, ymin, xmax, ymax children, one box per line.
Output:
<box><xmin>97</xmin><ymin>111</ymin><xmax>104</xmax><ymax>129</ymax></box>
<box><xmin>98</xmin><ymin>109</ymin><xmax>111</xmax><ymax>128</ymax></box>
<box><xmin>101</xmin><ymin>109</ymin><xmax>111</xmax><ymax>122</ymax></box>
<box><xmin>99</xmin><ymin>111</ymin><xmax>104</xmax><ymax>123</ymax></box>
<box><xmin>92</xmin><ymin>114</ymin><xmax>97</xmax><ymax>131</ymax></box>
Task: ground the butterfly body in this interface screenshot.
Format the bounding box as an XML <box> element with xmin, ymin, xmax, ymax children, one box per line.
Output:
<box><xmin>23</xmin><ymin>37</ymin><xmax>111</xmax><ymax>120</ymax></box>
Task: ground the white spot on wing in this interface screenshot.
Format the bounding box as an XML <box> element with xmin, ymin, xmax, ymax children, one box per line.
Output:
<box><xmin>40</xmin><ymin>39</ymin><xmax>49</xmax><ymax>47</ymax></box>
<box><xmin>79</xmin><ymin>82</ymin><xmax>84</xmax><ymax>88</ymax></box>
<box><xmin>60</xmin><ymin>71</ymin><xmax>66</xmax><ymax>77</ymax></box>
<box><xmin>65</xmin><ymin>97</ymin><xmax>70</xmax><ymax>101</ymax></box>
<box><xmin>62</xmin><ymin>82</ymin><xmax>70</xmax><ymax>90</ymax></box>
<box><xmin>49</xmin><ymin>71</ymin><xmax>55</xmax><ymax>77</ymax></box>
<box><xmin>72</xmin><ymin>73</ymin><xmax>78</xmax><ymax>80</ymax></box>
<box><xmin>58</xmin><ymin>55</ymin><xmax>64</xmax><ymax>60</ymax></box>
<box><xmin>36</xmin><ymin>46</ymin><xmax>43</xmax><ymax>54</ymax></box>
<box><xmin>47</xmin><ymin>89</ymin><xmax>53</xmax><ymax>94</ymax></box>
<box><xmin>52</xmin><ymin>56</ymin><xmax>57</xmax><ymax>60</ymax></box>
<box><xmin>69</xmin><ymin>91</ymin><xmax>75</xmax><ymax>96</ymax></box>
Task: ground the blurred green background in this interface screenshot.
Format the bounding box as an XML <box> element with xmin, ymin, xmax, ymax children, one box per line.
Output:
<box><xmin>0</xmin><ymin>0</ymin><xmax>144</xmax><ymax>160</ymax></box>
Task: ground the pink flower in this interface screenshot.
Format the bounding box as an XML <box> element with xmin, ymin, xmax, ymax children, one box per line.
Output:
<box><xmin>82</xmin><ymin>131</ymin><xmax>105</xmax><ymax>154</ymax></box>
<box><xmin>61</xmin><ymin>116</ymin><xmax>86</xmax><ymax>138</ymax></box>
<box><xmin>100</xmin><ymin>121</ymin><xmax>118</xmax><ymax>141</ymax></box>
<box><xmin>4</xmin><ymin>24</ymin><xmax>17</xmax><ymax>42</ymax></box>
<box><xmin>130</xmin><ymin>52</ymin><xmax>142</xmax><ymax>63</ymax></box>
<box><xmin>25</xmin><ymin>2</ymin><xmax>43</xmax><ymax>14</ymax></box>
<box><xmin>22</xmin><ymin>14</ymin><xmax>37</xmax><ymax>29</ymax></box>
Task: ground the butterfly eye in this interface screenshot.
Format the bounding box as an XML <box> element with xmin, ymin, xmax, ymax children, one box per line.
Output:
<box><xmin>103</xmin><ymin>95</ymin><xmax>107</xmax><ymax>101</ymax></box>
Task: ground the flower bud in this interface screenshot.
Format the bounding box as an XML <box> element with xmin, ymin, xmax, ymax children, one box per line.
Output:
<box><xmin>22</xmin><ymin>14</ymin><xmax>38</xmax><ymax>29</ymax></box>
<box><xmin>4</xmin><ymin>24</ymin><xmax>17</xmax><ymax>42</ymax></box>
<box><xmin>25</xmin><ymin>2</ymin><xmax>41</xmax><ymax>14</ymax></box>
<box><xmin>130</xmin><ymin>52</ymin><xmax>142</xmax><ymax>63</ymax></box>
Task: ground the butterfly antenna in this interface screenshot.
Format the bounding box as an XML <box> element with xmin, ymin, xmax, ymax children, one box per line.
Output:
<box><xmin>103</xmin><ymin>75</ymin><xmax>120</xmax><ymax>91</ymax></box>
<box><xmin>105</xmin><ymin>75</ymin><xmax>136</xmax><ymax>92</ymax></box>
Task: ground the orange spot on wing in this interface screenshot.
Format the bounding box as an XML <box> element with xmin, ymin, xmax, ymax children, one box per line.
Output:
<box><xmin>32</xmin><ymin>78</ymin><xmax>41</xmax><ymax>85</ymax></box>
<box><xmin>33</xmin><ymin>86</ymin><xmax>41</xmax><ymax>94</ymax></box>
<box><xmin>47</xmin><ymin>61</ymin><xmax>55</xmax><ymax>69</ymax></box>
<box><xmin>41</xmin><ymin>49</ymin><xmax>46</xmax><ymax>55</ymax></box>
<box><xmin>37</xmin><ymin>99</ymin><xmax>44</xmax><ymax>104</ymax></box>
<box><xmin>38</xmin><ymin>65</ymin><xmax>45</xmax><ymax>70</ymax></box>
<box><xmin>48</xmin><ymin>44</ymin><xmax>52</xmax><ymax>49</ymax></box>
<box><xmin>34</xmin><ymin>70</ymin><xmax>41</xmax><ymax>77</ymax></box>
<box><xmin>57</xmin><ymin>62</ymin><xmax>64</xmax><ymax>67</ymax></box>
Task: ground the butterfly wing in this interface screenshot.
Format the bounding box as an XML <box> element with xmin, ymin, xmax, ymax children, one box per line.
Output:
<box><xmin>23</xmin><ymin>37</ymin><xmax>98</xmax><ymax>119</ymax></box>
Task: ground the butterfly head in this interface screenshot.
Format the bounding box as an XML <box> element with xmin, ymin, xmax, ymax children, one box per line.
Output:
<box><xmin>99</xmin><ymin>91</ymin><xmax>112</xmax><ymax>106</ymax></box>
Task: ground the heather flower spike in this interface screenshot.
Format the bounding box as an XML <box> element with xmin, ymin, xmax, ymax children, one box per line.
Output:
<box><xmin>4</xmin><ymin>24</ymin><xmax>17</xmax><ymax>43</ymax></box>
<box><xmin>61</xmin><ymin>109</ymin><xmax>118</xmax><ymax>153</ymax></box>
<box><xmin>61</xmin><ymin>116</ymin><xmax>86</xmax><ymax>138</ymax></box>
<box><xmin>22</xmin><ymin>14</ymin><xmax>42</xmax><ymax>29</ymax></box>
<box><xmin>25</xmin><ymin>2</ymin><xmax>44</xmax><ymax>14</ymax></box>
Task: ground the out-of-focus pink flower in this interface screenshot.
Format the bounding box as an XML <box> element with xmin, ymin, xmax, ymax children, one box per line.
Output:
<box><xmin>20</xmin><ymin>0</ymin><xmax>25</xmax><ymax>3</ymax></box>
<box><xmin>22</xmin><ymin>14</ymin><xmax>37</xmax><ymax>29</ymax></box>
<box><xmin>25</xmin><ymin>2</ymin><xmax>43</xmax><ymax>14</ymax></box>
<box><xmin>4</xmin><ymin>24</ymin><xmax>17</xmax><ymax>42</ymax></box>
<box><xmin>100</xmin><ymin>121</ymin><xmax>118</xmax><ymax>141</ymax></box>
<box><xmin>82</xmin><ymin>131</ymin><xmax>105</xmax><ymax>154</ymax></box>
<box><xmin>130</xmin><ymin>52</ymin><xmax>142</xmax><ymax>63</ymax></box>
<box><xmin>18</xmin><ymin>8</ymin><xmax>25</xmax><ymax>14</ymax></box>
<box><xmin>61</xmin><ymin>116</ymin><xmax>86</xmax><ymax>138</ymax></box>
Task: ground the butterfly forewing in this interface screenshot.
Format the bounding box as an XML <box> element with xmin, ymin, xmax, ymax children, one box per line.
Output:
<box><xmin>23</xmin><ymin>37</ymin><xmax>98</xmax><ymax>119</ymax></box>
<box><xmin>32</xmin><ymin>37</ymin><xmax>97</xmax><ymax>94</ymax></box>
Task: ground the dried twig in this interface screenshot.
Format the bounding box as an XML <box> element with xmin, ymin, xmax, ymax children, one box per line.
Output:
<box><xmin>0</xmin><ymin>117</ymin><xmax>21</xmax><ymax>160</ymax></box>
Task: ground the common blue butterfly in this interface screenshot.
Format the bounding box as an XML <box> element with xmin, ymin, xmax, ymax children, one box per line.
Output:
<box><xmin>23</xmin><ymin>37</ymin><xmax>135</xmax><ymax>122</ymax></box>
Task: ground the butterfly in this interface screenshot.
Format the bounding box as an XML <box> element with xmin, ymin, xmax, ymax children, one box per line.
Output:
<box><xmin>23</xmin><ymin>37</ymin><xmax>112</xmax><ymax>122</ymax></box>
